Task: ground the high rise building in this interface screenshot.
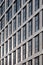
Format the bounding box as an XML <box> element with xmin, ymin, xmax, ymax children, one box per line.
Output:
<box><xmin>0</xmin><ymin>0</ymin><xmax>43</xmax><ymax>65</ymax></box>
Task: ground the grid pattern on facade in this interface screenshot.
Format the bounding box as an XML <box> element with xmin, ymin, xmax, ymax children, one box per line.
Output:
<box><xmin>0</xmin><ymin>0</ymin><xmax>43</xmax><ymax>65</ymax></box>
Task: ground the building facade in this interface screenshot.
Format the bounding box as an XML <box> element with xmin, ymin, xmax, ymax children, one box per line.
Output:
<box><xmin>0</xmin><ymin>0</ymin><xmax>43</xmax><ymax>65</ymax></box>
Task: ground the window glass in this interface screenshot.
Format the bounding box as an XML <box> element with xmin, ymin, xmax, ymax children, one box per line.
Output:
<box><xmin>35</xmin><ymin>35</ymin><xmax>39</xmax><ymax>53</ymax></box>
<box><xmin>23</xmin><ymin>6</ymin><xmax>27</xmax><ymax>22</ymax></box>
<box><xmin>35</xmin><ymin>14</ymin><xmax>39</xmax><ymax>32</ymax></box>
<box><xmin>28</xmin><ymin>40</ymin><xmax>32</xmax><ymax>57</ymax></box>
<box><xmin>18</xmin><ymin>12</ymin><xmax>21</xmax><ymax>27</ymax></box>
<box><xmin>23</xmin><ymin>25</ymin><xmax>26</xmax><ymax>41</ymax></box>
<box><xmin>18</xmin><ymin>30</ymin><xmax>21</xmax><ymax>44</ymax></box>
<box><xmin>13</xmin><ymin>51</ymin><xmax>16</xmax><ymax>65</ymax></box>
<box><xmin>35</xmin><ymin>0</ymin><xmax>39</xmax><ymax>11</ymax></box>
<box><xmin>9</xmin><ymin>38</ymin><xmax>12</xmax><ymax>51</ymax></box>
<box><xmin>28</xmin><ymin>19</ymin><xmax>32</xmax><ymax>37</ymax></box>
<box><xmin>18</xmin><ymin>47</ymin><xmax>21</xmax><ymax>62</ymax></box>
<box><xmin>13</xmin><ymin>34</ymin><xmax>16</xmax><ymax>48</ymax></box>
<box><xmin>23</xmin><ymin>44</ymin><xmax>26</xmax><ymax>60</ymax></box>
<box><xmin>28</xmin><ymin>0</ymin><xmax>32</xmax><ymax>17</ymax></box>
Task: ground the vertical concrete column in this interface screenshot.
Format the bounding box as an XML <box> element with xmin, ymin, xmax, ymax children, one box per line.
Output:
<box><xmin>16</xmin><ymin>15</ymin><xmax>18</xmax><ymax>30</ymax></box>
<box><xmin>12</xmin><ymin>19</ymin><xmax>13</xmax><ymax>34</ymax></box>
<box><xmin>21</xmin><ymin>46</ymin><xmax>23</xmax><ymax>61</ymax></box>
<box><xmin>39</xmin><ymin>11</ymin><xmax>42</xmax><ymax>29</ymax></box>
<box><xmin>26</xmin><ymin>23</ymin><xmax>28</xmax><ymax>39</ymax></box>
<box><xmin>32</xmin><ymin>59</ymin><xmax>35</xmax><ymax>65</ymax></box>
<box><xmin>1</xmin><ymin>46</ymin><xmax>2</xmax><ymax>58</ymax></box>
<box><xmin>1</xmin><ymin>60</ymin><xmax>2</xmax><ymax>65</ymax></box>
<box><xmin>12</xmin><ymin>2</ymin><xmax>14</xmax><ymax>18</ymax></box>
<box><xmin>8</xmin><ymin>24</ymin><xmax>9</xmax><ymax>37</ymax></box>
<box><xmin>40</xmin><ymin>0</ymin><xmax>42</xmax><ymax>7</ymax></box>
<box><xmin>33</xmin><ymin>17</ymin><xmax>35</xmax><ymax>34</ymax></box>
<box><xmin>32</xmin><ymin>38</ymin><xmax>35</xmax><ymax>55</ymax></box>
<box><xmin>4</xmin><ymin>58</ymin><xmax>6</xmax><ymax>65</ymax></box>
<box><xmin>12</xmin><ymin>36</ymin><xmax>13</xmax><ymax>50</ymax></box>
<box><xmin>26</xmin><ymin>42</ymin><xmax>28</xmax><ymax>58</ymax></box>
<box><xmin>12</xmin><ymin>53</ymin><xmax>13</xmax><ymax>65</ymax></box>
<box><xmin>16</xmin><ymin>49</ymin><xmax>18</xmax><ymax>64</ymax></box>
<box><xmin>8</xmin><ymin>40</ymin><xmax>9</xmax><ymax>54</ymax></box>
<box><xmin>16</xmin><ymin>32</ymin><xmax>18</xmax><ymax>47</ymax></box>
<box><xmin>12</xmin><ymin>3</ymin><xmax>13</xmax><ymax>34</ymax></box>
<box><xmin>4</xmin><ymin>29</ymin><xmax>5</xmax><ymax>43</ymax></box>
<box><xmin>39</xmin><ymin>33</ymin><xmax>42</xmax><ymax>51</ymax></box>
<box><xmin>21</xmin><ymin>10</ymin><xmax>23</xmax><ymax>25</ymax></box>
<box><xmin>22</xmin><ymin>0</ymin><xmax>23</xmax><ymax>7</ymax></box>
<box><xmin>21</xmin><ymin>28</ymin><xmax>23</xmax><ymax>42</ymax></box>
<box><xmin>12</xmin><ymin>37</ymin><xmax>13</xmax><ymax>49</ymax></box>
<box><xmin>26</xmin><ymin>62</ymin><xmax>28</xmax><ymax>65</ymax></box>
<box><xmin>5</xmin><ymin>0</ymin><xmax>6</xmax><ymax>25</ymax></box>
<box><xmin>27</xmin><ymin>2</ymin><xmax>28</xmax><ymax>19</ymax></box>
<box><xmin>39</xmin><ymin>55</ymin><xmax>42</xmax><ymax>65</ymax></box>
<box><xmin>26</xmin><ymin>23</ymin><xmax>28</xmax><ymax>38</ymax></box>
<box><xmin>32</xmin><ymin>18</ymin><xmax>35</xmax><ymax>55</ymax></box>
<box><xmin>4</xmin><ymin>43</ymin><xmax>6</xmax><ymax>56</ymax></box>
<box><xmin>8</xmin><ymin>55</ymin><xmax>9</xmax><ymax>65</ymax></box>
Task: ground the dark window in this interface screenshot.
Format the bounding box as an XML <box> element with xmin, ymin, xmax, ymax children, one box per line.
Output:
<box><xmin>42</xmin><ymin>0</ymin><xmax>43</xmax><ymax>4</ymax></box>
<box><xmin>35</xmin><ymin>57</ymin><xmax>39</xmax><ymax>65</ymax></box>
<box><xmin>42</xmin><ymin>10</ymin><xmax>43</xmax><ymax>26</ymax></box>
<box><xmin>18</xmin><ymin>47</ymin><xmax>21</xmax><ymax>62</ymax></box>
<box><xmin>9</xmin><ymin>38</ymin><xmax>12</xmax><ymax>51</ymax></box>
<box><xmin>23</xmin><ymin>6</ymin><xmax>27</xmax><ymax>22</ymax></box>
<box><xmin>23</xmin><ymin>25</ymin><xmax>26</xmax><ymax>41</ymax></box>
<box><xmin>8</xmin><ymin>7</ymin><xmax>12</xmax><ymax>21</ymax></box>
<box><xmin>9</xmin><ymin>22</ymin><xmax>12</xmax><ymax>35</ymax></box>
<box><xmin>6</xmin><ymin>0</ymin><xmax>12</xmax><ymax>8</ymax></box>
<box><xmin>17</xmin><ymin>0</ymin><xmax>21</xmax><ymax>11</ymax></box>
<box><xmin>28</xmin><ymin>19</ymin><xmax>32</xmax><ymax>37</ymax></box>
<box><xmin>1</xmin><ymin>16</ymin><xmax>5</xmax><ymax>29</ymax></box>
<box><xmin>0</xmin><ymin>0</ymin><xmax>3</xmax><ymax>4</ymax></box>
<box><xmin>35</xmin><ymin>14</ymin><xmax>39</xmax><ymax>32</ymax></box>
<box><xmin>23</xmin><ymin>44</ymin><xmax>26</xmax><ymax>60</ymax></box>
<box><xmin>35</xmin><ymin>0</ymin><xmax>39</xmax><ymax>11</ymax></box>
<box><xmin>18</xmin><ymin>12</ymin><xmax>21</xmax><ymax>27</ymax></box>
<box><xmin>6</xmin><ymin>41</ymin><xmax>8</xmax><ymax>54</ymax></box>
<box><xmin>6</xmin><ymin>7</ymin><xmax>12</xmax><ymax>22</ymax></box>
<box><xmin>14</xmin><ymin>1</ymin><xmax>17</xmax><ymax>15</ymax></box>
<box><xmin>28</xmin><ymin>60</ymin><xmax>32</xmax><ymax>65</ymax></box>
<box><xmin>0</xmin><ymin>21</ymin><xmax>1</xmax><ymax>30</ymax></box>
<box><xmin>5</xmin><ymin>26</ymin><xmax>8</xmax><ymax>39</ymax></box>
<box><xmin>1</xmin><ymin>2</ymin><xmax>5</xmax><ymax>15</ymax></box>
<box><xmin>2</xmin><ymin>44</ymin><xmax>4</xmax><ymax>56</ymax></box>
<box><xmin>0</xmin><ymin>7</ymin><xmax>1</xmax><ymax>16</ymax></box>
<box><xmin>28</xmin><ymin>40</ymin><xmax>32</xmax><ymax>57</ymax></box>
<box><xmin>1</xmin><ymin>30</ymin><xmax>4</xmax><ymax>43</ymax></box>
<box><xmin>35</xmin><ymin>35</ymin><xmax>39</xmax><ymax>53</ymax></box>
<box><xmin>13</xmin><ymin>51</ymin><xmax>16</xmax><ymax>65</ymax></box>
<box><xmin>22</xmin><ymin>63</ymin><xmax>26</xmax><ymax>65</ymax></box>
<box><xmin>6</xmin><ymin>11</ymin><xmax>9</xmax><ymax>23</ymax></box>
<box><xmin>13</xmin><ymin>17</ymin><xmax>16</xmax><ymax>32</ymax></box>
<box><xmin>13</xmin><ymin>34</ymin><xmax>16</xmax><ymax>48</ymax></box>
<box><xmin>18</xmin><ymin>30</ymin><xmax>21</xmax><ymax>44</ymax></box>
<box><xmin>23</xmin><ymin>0</ymin><xmax>27</xmax><ymax>4</ymax></box>
<box><xmin>5</xmin><ymin>56</ymin><xmax>8</xmax><ymax>65</ymax></box>
<box><xmin>2</xmin><ymin>59</ymin><xmax>4</xmax><ymax>65</ymax></box>
<box><xmin>28</xmin><ymin>0</ymin><xmax>32</xmax><ymax>17</ymax></box>
<box><xmin>9</xmin><ymin>54</ymin><xmax>12</xmax><ymax>65</ymax></box>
